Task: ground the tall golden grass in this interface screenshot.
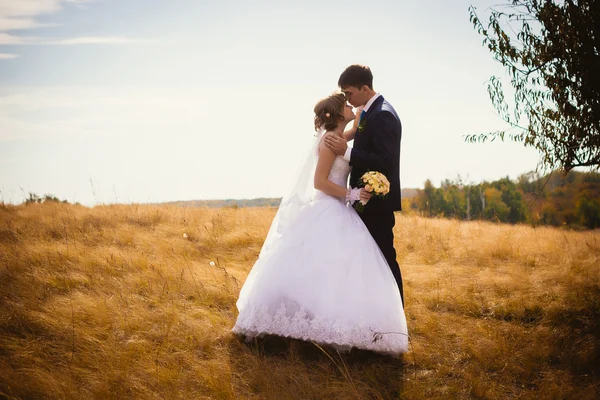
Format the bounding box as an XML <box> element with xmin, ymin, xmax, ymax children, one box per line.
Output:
<box><xmin>0</xmin><ymin>202</ymin><xmax>598</xmax><ymax>399</ymax></box>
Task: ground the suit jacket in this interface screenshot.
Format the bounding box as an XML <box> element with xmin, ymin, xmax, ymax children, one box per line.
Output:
<box><xmin>349</xmin><ymin>95</ymin><xmax>402</xmax><ymax>211</ymax></box>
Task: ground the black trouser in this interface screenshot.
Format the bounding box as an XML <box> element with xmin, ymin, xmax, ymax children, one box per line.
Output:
<box><xmin>360</xmin><ymin>202</ymin><xmax>404</xmax><ymax>306</ymax></box>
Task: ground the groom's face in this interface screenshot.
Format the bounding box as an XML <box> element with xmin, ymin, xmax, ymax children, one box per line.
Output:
<box><xmin>341</xmin><ymin>85</ymin><xmax>368</xmax><ymax>108</ymax></box>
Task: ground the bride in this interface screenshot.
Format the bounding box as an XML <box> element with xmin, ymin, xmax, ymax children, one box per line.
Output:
<box><xmin>232</xmin><ymin>92</ymin><xmax>408</xmax><ymax>356</ymax></box>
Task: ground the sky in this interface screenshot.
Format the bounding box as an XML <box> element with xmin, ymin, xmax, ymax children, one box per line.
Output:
<box><xmin>0</xmin><ymin>0</ymin><xmax>542</xmax><ymax>206</ymax></box>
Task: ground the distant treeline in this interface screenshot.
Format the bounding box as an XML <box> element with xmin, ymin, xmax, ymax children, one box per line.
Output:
<box><xmin>402</xmin><ymin>171</ymin><xmax>600</xmax><ymax>230</ymax></box>
<box><xmin>23</xmin><ymin>172</ymin><xmax>597</xmax><ymax>230</ymax></box>
<box><xmin>165</xmin><ymin>192</ymin><xmax>421</xmax><ymax>210</ymax></box>
<box><xmin>164</xmin><ymin>198</ymin><xmax>282</xmax><ymax>208</ymax></box>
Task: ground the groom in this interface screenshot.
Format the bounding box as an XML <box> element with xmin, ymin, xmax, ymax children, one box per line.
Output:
<box><xmin>324</xmin><ymin>64</ymin><xmax>404</xmax><ymax>305</ymax></box>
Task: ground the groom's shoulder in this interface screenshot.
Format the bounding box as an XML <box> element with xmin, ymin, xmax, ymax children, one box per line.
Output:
<box><xmin>373</xmin><ymin>98</ymin><xmax>400</xmax><ymax>122</ymax></box>
<box><xmin>370</xmin><ymin>96</ymin><xmax>395</xmax><ymax>113</ymax></box>
<box><xmin>381</xmin><ymin>98</ymin><xmax>397</xmax><ymax>113</ymax></box>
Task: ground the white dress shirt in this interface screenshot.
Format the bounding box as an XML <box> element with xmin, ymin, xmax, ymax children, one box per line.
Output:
<box><xmin>343</xmin><ymin>93</ymin><xmax>381</xmax><ymax>162</ymax></box>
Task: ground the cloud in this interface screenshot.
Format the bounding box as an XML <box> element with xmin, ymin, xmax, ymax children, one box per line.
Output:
<box><xmin>0</xmin><ymin>2</ymin><xmax>61</xmax><ymax>20</ymax></box>
<box><xmin>0</xmin><ymin>0</ymin><xmax>92</xmax><ymax>33</ymax></box>
<box><xmin>0</xmin><ymin>33</ymin><xmax>27</xmax><ymax>45</ymax></box>
<box><xmin>0</xmin><ymin>33</ymin><xmax>159</xmax><ymax>46</ymax></box>
<box><xmin>43</xmin><ymin>36</ymin><xmax>160</xmax><ymax>45</ymax></box>
<box><xmin>0</xmin><ymin>17</ymin><xmax>53</xmax><ymax>31</ymax></box>
<box><xmin>0</xmin><ymin>1</ymin><xmax>91</xmax><ymax>21</ymax></box>
<box><xmin>0</xmin><ymin>1</ymin><xmax>81</xmax><ymax>57</ymax></box>
<box><xmin>0</xmin><ymin>1</ymin><xmax>159</xmax><ymax>59</ymax></box>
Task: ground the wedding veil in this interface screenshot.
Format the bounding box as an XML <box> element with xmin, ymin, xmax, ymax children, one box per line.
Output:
<box><xmin>259</xmin><ymin>128</ymin><xmax>326</xmax><ymax>258</ymax></box>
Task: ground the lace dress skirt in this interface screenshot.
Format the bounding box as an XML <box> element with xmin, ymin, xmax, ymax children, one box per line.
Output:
<box><xmin>232</xmin><ymin>192</ymin><xmax>408</xmax><ymax>356</ymax></box>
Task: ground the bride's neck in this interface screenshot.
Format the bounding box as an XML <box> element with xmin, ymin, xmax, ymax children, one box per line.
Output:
<box><xmin>330</xmin><ymin>127</ymin><xmax>343</xmax><ymax>136</ymax></box>
<box><xmin>331</xmin><ymin>120</ymin><xmax>350</xmax><ymax>136</ymax></box>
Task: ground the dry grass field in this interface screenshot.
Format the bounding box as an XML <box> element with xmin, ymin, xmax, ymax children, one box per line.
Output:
<box><xmin>0</xmin><ymin>202</ymin><xmax>598</xmax><ymax>399</ymax></box>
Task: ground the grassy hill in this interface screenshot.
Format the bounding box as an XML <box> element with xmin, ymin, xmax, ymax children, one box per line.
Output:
<box><xmin>157</xmin><ymin>189</ymin><xmax>420</xmax><ymax>209</ymax></box>
<box><xmin>161</xmin><ymin>197</ymin><xmax>282</xmax><ymax>208</ymax></box>
<box><xmin>1</xmin><ymin>202</ymin><xmax>598</xmax><ymax>399</ymax></box>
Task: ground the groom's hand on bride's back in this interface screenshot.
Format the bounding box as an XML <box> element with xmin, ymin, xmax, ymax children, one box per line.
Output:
<box><xmin>324</xmin><ymin>133</ymin><xmax>347</xmax><ymax>156</ymax></box>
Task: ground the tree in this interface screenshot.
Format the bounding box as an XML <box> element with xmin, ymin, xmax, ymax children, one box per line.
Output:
<box><xmin>492</xmin><ymin>177</ymin><xmax>528</xmax><ymax>222</ymax></box>
<box><xmin>577</xmin><ymin>195</ymin><xmax>600</xmax><ymax>228</ymax></box>
<box><xmin>483</xmin><ymin>187</ymin><xmax>511</xmax><ymax>221</ymax></box>
<box><xmin>467</xmin><ymin>0</ymin><xmax>600</xmax><ymax>172</ymax></box>
<box><xmin>421</xmin><ymin>179</ymin><xmax>436</xmax><ymax>215</ymax></box>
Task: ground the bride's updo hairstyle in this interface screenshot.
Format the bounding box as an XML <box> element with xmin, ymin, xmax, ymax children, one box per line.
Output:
<box><xmin>314</xmin><ymin>92</ymin><xmax>346</xmax><ymax>132</ymax></box>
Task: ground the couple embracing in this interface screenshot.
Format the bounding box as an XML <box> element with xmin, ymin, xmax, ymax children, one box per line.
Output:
<box><xmin>232</xmin><ymin>65</ymin><xmax>408</xmax><ymax>356</ymax></box>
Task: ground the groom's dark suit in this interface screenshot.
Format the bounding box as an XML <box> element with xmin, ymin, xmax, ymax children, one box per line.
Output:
<box><xmin>349</xmin><ymin>95</ymin><xmax>404</xmax><ymax>305</ymax></box>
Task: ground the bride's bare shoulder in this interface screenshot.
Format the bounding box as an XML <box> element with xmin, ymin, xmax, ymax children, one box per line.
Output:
<box><xmin>320</xmin><ymin>130</ymin><xmax>342</xmax><ymax>147</ymax></box>
<box><xmin>323</xmin><ymin>130</ymin><xmax>342</xmax><ymax>138</ymax></box>
<box><xmin>318</xmin><ymin>132</ymin><xmax>337</xmax><ymax>156</ymax></box>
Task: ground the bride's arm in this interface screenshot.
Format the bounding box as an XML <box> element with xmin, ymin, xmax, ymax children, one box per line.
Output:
<box><xmin>343</xmin><ymin>126</ymin><xmax>357</xmax><ymax>142</ymax></box>
<box><xmin>343</xmin><ymin>106</ymin><xmax>362</xmax><ymax>142</ymax></box>
<box><xmin>314</xmin><ymin>139</ymin><xmax>349</xmax><ymax>199</ymax></box>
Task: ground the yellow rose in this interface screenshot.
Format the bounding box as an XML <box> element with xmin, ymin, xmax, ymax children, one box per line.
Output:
<box><xmin>365</xmin><ymin>184</ymin><xmax>372</xmax><ymax>192</ymax></box>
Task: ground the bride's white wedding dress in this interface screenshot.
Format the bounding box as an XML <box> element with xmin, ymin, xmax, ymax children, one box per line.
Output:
<box><xmin>232</xmin><ymin>137</ymin><xmax>408</xmax><ymax>356</ymax></box>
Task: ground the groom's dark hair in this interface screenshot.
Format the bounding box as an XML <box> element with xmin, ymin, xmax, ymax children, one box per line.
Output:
<box><xmin>338</xmin><ymin>65</ymin><xmax>373</xmax><ymax>90</ymax></box>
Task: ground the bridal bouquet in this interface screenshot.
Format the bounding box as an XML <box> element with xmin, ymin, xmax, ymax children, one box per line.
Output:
<box><xmin>354</xmin><ymin>171</ymin><xmax>390</xmax><ymax>213</ymax></box>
